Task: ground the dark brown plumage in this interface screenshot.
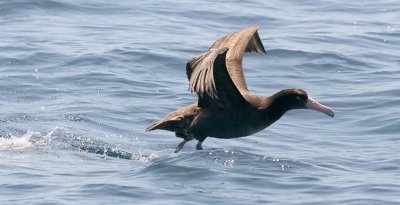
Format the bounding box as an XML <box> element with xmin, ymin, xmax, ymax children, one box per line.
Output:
<box><xmin>146</xmin><ymin>27</ymin><xmax>334</xmax><ymax>152</ymax></box>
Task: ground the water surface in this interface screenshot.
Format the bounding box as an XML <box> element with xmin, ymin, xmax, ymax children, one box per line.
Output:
<box><xmin>1</xmin><ymin>0</ymin><xmax>399</xmax><ymax>204</ymax></box>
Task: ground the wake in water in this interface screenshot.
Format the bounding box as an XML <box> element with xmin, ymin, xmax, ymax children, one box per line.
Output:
<box><xmin>0</xmin><ymin>127</ymin><xmax>305</xmax><ymax>172</ymax></box>
<box><xmin>0</xmin><ymin>127</ymin><xmax>156</xmax><ymax>161</ymax></box>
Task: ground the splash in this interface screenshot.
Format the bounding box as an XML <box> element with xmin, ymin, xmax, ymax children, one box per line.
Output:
<box><xmin>31</xmin><ymin>126</ymin><xmax>68</xmax><ymax>149</ymax></box>
<box><xmin>0</xmin><ymin>131</ymin><xmax>36</xmax><ymax>149</ymax></box>
<box><xmin>0</xmin><ymin>127</ymin><xmax>66</xmax><ymax>150</ymax></box>
<box><xmin>0</xmin><ymin>127</ymin><xmax>156</xmax><ymax>161</ymax></box>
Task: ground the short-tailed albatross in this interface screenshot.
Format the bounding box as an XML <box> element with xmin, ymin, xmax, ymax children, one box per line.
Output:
<box><xmin>146</xmin><ymin>27</ymin><xmax>334</xmax><ymax>153</ymax></box>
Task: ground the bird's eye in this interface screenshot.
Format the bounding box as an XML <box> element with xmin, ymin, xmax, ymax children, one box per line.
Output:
<box><xmin>295</xmin><ymin>96</ymin><xmax>302</xmax><ymax>101</ymax></box>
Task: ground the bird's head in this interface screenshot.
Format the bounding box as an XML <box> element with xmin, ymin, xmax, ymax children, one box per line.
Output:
<box><xmin>272</xmin><ymin>89</ymin><xmax>334</xmax><ymax>117</ymax></box>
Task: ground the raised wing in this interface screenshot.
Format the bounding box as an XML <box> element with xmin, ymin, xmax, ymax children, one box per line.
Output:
<box><xmin>209</xmin><ymin>27</ymin><xmax>266</xmax><ymax>92</ymax></box>
<box><xmin>186</xmin><ymin>47</ymin><xmax>246</xmax><ymax>108</ymax></box>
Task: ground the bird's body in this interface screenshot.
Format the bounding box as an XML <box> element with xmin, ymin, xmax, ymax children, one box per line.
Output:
<box><xmin>147</xmin><ymin>99</ymin><xmax>268</xmax><ymax>140</ymax></box>
<box><xmin>146</xmin><ymin>27</ymin><xmax>334</xmax><ymax>152</ymax></box>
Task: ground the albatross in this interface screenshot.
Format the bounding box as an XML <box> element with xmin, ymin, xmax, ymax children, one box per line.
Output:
<box><xmin>145</xmin><ymin>27</ymin><xmax>334</xmax><ymax>153</ymax></box>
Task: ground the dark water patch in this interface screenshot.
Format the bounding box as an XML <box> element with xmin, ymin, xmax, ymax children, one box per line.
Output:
<box><xmin>73</xmin><ymin>145</ymin><xmax>135</xmax><ymax>160</ymax></box>
<box><xmin>56</xmin><ymin>133</ymin><xmax>150</xmax><ymax>160</ymax></box>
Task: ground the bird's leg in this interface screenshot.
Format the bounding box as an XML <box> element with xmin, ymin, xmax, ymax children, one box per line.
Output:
<box><xmin>174</xmin><ymin>140</ymin><xmax>188</xmax><ymax>153</ymax></box>
<box><xmin>196</xmin><ymin>137</ymin><xmax>206</xmax><ymax>150</ymax></box>
<box><xmin>196</xmin><ymin>136</ymin><xmax>207</xmax><ymax>150</ymax></box>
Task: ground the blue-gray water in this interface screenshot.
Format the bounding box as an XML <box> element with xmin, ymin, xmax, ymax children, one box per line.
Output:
<box><xmin>1</xmin><ymin>0</ymin><xmax>399</xmax><ymax>204</ymax></box>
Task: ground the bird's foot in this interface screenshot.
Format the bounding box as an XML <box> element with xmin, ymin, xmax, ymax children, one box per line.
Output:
<box><xmin>196</xmin><ymin>141</ymin><xmax>203</xmax><ymax>150</ymax></box>
<box><xmin>174</xmin><ymin>140</ymin><xmax>188</xmax><ymax>153</ymax></box>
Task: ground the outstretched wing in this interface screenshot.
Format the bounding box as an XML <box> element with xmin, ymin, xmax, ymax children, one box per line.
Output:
<box><xmin>209</xmin><ymin>27</ymin><xmax>266</xmax><ymax>92</ymax></box>
<box><xmin>186</xmin><ymin>47</ymin><xmax>246</xmax><ymax>108</ymax></box>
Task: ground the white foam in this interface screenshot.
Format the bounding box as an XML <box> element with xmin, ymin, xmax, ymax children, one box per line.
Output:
<box><xmin>0</xmin><ymin>127</ymin><xmax>67</xmax><ymax>150</ymax></box>
<box><xmin>0</xmin><ymin>131</ymin><xmax>37</xmax><ymax>150</ymax></box>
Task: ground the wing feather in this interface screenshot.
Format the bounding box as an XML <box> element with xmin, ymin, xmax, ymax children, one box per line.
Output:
<box><xmin>186</xmin><ymin>47</ymin><xmax>246</xmax><ymax>108</ymax></box>
<box><xmin>209</xmin><ymin>27</ymin><xmax>266</xmax><ymax>92</ymax></box>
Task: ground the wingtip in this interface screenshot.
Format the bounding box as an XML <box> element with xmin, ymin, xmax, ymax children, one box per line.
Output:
<box><xmin>248</xmin><ymin>26</ymin><xmax>259</xmax><ymax>30</ymax></box>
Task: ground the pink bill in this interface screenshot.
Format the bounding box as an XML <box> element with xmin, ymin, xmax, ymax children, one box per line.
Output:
<box><xmin>306</xmin><ymin>96</ymin><xmax>334</xmax><ymax>117</ymax></box>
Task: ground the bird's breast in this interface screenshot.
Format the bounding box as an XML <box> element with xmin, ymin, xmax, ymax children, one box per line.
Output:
<box><xmin>190</xmin><ymin>107</ymin><xmax>268</xmax><ymax>139</ymax></box>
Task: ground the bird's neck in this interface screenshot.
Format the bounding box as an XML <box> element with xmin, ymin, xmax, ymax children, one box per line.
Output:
<box><xmin>259</xmin><ymin>92</ymin><xmax>290</xmax><ymax>123</ymax></box>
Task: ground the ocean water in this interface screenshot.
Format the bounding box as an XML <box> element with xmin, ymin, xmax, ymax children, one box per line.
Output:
<box><xmin>1</xmin><ymin>0</ymin><xmax>399</xmax><ymax>204</ymax></box>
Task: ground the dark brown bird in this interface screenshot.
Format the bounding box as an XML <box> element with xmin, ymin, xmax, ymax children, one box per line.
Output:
<box><xmin>146</xmin><ymin>27</ymin><xmax>334</xmax><ymax>153</ymax></box>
